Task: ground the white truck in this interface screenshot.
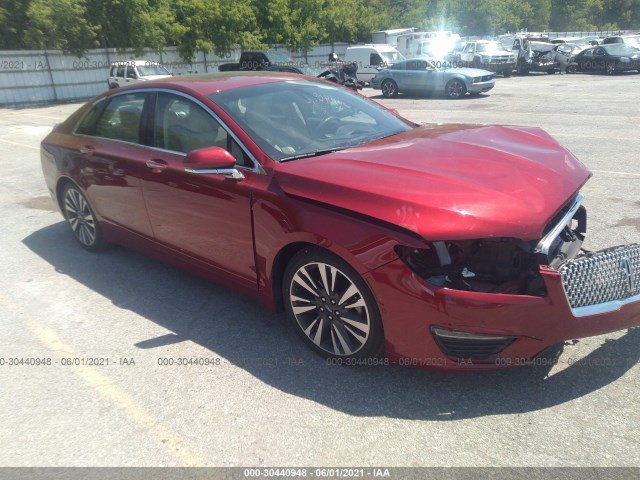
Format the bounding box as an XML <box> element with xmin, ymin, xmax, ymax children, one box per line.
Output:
<box><xmin>108</xmin><ymin>60</ymin><xmax>171</xmax><ymax>89</ymax></box>
<box><xmin>344</xmin><ymin>45</ymin><xmax>406</xmax><ymax>83</ymax></box>
<box><xmin>396</xmin><ymin>31</ymin><xmax>462</xmax><ymax>61</ymax></box>
<box><xmin>371</xmin><ymin>28</ymin><xmax>416</xmax><ymax>47</ymax></box>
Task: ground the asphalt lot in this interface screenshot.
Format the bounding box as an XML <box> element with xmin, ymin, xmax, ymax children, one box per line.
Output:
<box><xmin>0</xmin><ymin>72</ymin><xmax>639</xmax><ymax>468</ymax></box>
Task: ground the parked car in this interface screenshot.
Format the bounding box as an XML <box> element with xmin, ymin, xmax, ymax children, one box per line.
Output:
<box><xmin>456</xmin><ymin>40</ymin><xmax>516</xmax><ymax>76</ymax></box>
<box><xmin>583</xmin><ymin>36</ymin><xmax>604</xmax><ymax>46</ymax></box>
<box><xmin>602</xmin><ymin>35</ymin><xmax>640</xmax><ymax>49</ymax></box>
<box><xmin>572</xmin><ymin>44</ymin><xmax>640</xmax><ymax>74</ymax></box>
<box><xmin>550</xmin><ymin>37</ymin><xmax>592</xmax><ymax>51</ymax></box>
<box><xmin>511</xmin><ymin>37</ymin><xmax>557</xmax><ymax>74</ymax></box>
<box><xmin>547</xmin><ymin>44</ymin><xmax>584</xmax><ymax>73</ymax></box>
<box><xmin>108</xmin><ymin>60</ymin><xmax>171</xmax><ymax>89</ymax></box>
<box><xmin>218</xmin><ymin>51</ymin><xmax>298</xmax><ymax>72</ymax></box>
<box><xmin>344</xmin><ymin>45</ymin><xmax>405</xmax><ymax>83</ymax></box>
<box><xmin>371</xmin><ymin>59</ymin><xmax>495</xmax><ymax>98</ymax></box>
<box><xmin>40</xmin><ymin>73</ymin><xmax>640</xmax><ymax>370</ymax></box>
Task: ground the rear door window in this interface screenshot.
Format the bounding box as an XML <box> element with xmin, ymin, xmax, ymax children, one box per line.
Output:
<box><xmin>93</xmin><ymin>92</ymin><xmax>148</xmax><ymax>144</ymax></box>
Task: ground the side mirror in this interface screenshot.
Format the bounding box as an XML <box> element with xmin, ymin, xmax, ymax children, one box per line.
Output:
<box><xmin>183</xmin><ymin>146</ymin><xmax>244</xmax><ymax>180</ymax></box>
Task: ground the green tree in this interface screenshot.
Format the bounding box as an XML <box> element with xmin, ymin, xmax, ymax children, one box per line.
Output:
<box><xmin>520</xmin><ymin>0</ymin><xmax>551</xmax><ymax>32</ymax></box>
<box><xmin>24</xmin><ymin>0</ymin><xmax>100</xmax><ymax>55</ymax></box>
<box><xmin>0</xmin><ymin>0</ymin><xmax>32</xmax><ymax>49</ymax></box>
<box><xmin>170</xmin><ymin>0</ymin><xmax>262</xmax><ymax>60</ymax></box>
<box><xmin>85</xmin><ymin>0</ymin><xmax>173</xmax><ymax>53</ymax></box>
<box><xmin>284</xmin><ymin>0</ymin><xmax>327</xmax><ymax>54</ymax></box>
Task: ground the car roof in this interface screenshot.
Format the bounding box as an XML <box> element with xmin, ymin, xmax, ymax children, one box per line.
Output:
<box><xmin>111</xmin><ymin>60</ymin><xmax>163</xmax><ymax>66</ymax></box>
<box><xmin>115</xmin><ymin>71</ymin><xmax>309</xmax><ymax>96</ymax></box>
<box><xmin>348</xmin><ymin>45</ymin><xmax>398</xmax><ymax>52</ymax></box>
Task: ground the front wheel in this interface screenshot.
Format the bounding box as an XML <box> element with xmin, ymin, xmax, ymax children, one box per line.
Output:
<box><xmin>445</xmin><ymin>79</ymin><xmax>466</xmax><ymax>99</ymax></box>
<box><xmin>62</xmin><ymin>183</ymin><xmax>107</xmax><ymax>251</ymax></box>
<box><xmin>605</xmin><ymin>62</ymin><xmax>616</xmax><ymax>75</ymax></box>
<box><xmin>283</xmin><ymin>248</ymin><xmax>384</xmax><ymax>359</ymax></box>
<box><xmin>381</xmin><ymin>79</ymin><xmax>398</xmax><ymax>98</ymax></box>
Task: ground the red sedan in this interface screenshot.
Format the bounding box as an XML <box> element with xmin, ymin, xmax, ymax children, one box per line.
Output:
<box><xmin>40</xmin><ymin>73</ymin><xmax>640</xmax><ymax>369</ymax></box>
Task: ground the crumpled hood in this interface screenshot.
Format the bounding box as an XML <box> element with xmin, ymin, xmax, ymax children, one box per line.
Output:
<box><xmin>274</xmin><ymin>124</ymin><xmax>591</xmax><ymax>241</ymax></box>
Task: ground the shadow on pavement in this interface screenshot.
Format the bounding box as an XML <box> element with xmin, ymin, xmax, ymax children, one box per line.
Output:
<box><xmin>24</xmin><ymin>222</ymin><xmax>640</xmax><ymax>420</ymax></box>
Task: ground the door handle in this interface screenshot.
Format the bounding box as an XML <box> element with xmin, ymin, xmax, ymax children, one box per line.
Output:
<box><xmin>79</xmin><ymin>145</ymin><xmax>95</xmax><ymax>155</ymax></box>
<box><xmin>146</xmin><ymin>160</ymin><xmax>168</xmax><ymax>172</ymax></box>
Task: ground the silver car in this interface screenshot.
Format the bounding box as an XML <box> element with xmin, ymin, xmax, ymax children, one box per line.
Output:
<box><xmin>371</xmin><ymin>59</ymin><xmax>495</xmax><ymax>99</ymax></box>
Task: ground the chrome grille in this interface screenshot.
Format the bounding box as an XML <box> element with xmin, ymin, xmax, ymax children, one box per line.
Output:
<box><xmin>559</xmin><ymin>244</ymin><xmax>640</xmax><ymax>315</ymax></box>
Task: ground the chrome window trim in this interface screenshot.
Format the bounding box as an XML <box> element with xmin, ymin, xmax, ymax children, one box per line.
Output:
<box><xmin>71</xmin><ymin>88</ymin><xmax>266</xmax><ymax>176</ymax></box>
<box><xmin>72</xmin><ymin>96</ymin><xmax>109</xmax><ymax>136</ymax></box>
<box><xmin>536</xmin><ymin>192</ymin><xmax>584</xmax><ymax>256</ymax></box>
<box><xmin>151</xmin><ymin>88</ymin><xmax>264</xmax><ymax>175</ymax></box>
<box><xmin>571</xmin><ymin>293</ymin><xmax>640</xmax><ymax>317</ymax></box>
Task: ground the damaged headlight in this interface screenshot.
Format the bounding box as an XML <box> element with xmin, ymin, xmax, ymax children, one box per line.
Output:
<box><xmin>395</xmin><ymin>238</ymin><xmax>546</xmax><ymax>296</ymax></box>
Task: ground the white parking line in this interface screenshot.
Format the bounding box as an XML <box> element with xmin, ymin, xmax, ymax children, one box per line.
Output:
<box><xmin>592</xmin><ymin>169</ymin><xmax>640</xmax><ymax>177</ymax></box>
<box><xmin>0</xmin><ymin>292</ymin><xmax>211</xmax><ymax>467</ymax></box>
<box><xmin>0</xmin><ymin>138</ymin><xmax>39</xmax><ymax>150</ymax></box>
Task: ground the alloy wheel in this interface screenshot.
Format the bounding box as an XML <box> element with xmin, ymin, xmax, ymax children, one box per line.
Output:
<box><xmin>381</xmin><ymin>79</ymin><xmax>397</xmax><ymax>98</ymax></box>
<box><xmin>446</xmin><ymin>79</ymin><xmax>466</xmax><ymax>99</ymax></box>
<box><xmin>64</xmin><ymin>186</ymin><xmax>97</xmax><ymax>247</ymax></box>
<box><xmin>288</xmin><ymin>261</ymin><xmax>371</xmax><ymax>356</ymax></box>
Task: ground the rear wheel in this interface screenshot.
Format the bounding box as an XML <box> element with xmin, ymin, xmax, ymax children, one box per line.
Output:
<box><xmin>283</xmin><ymin>247</ymin><xmax>384</xmax><ymax>359</ymax></box>
<box><xmin>445</xmin><ymin>79</ymin><xmax>466</xmax><ymax>99</ymax></box>
<box><xmin>381</xmin><ymin>79</ymin><xmax>398</xmax><ymax>98</ymax></box>
<box><xmin>62</xmin><ymin>183</ymin><xmax>107</xmax><ymax>251</ymax></box>
<box><xmin>502</xmin><ymin>70</ymin><xmax>512</xmax><ymax>77</ymax></box>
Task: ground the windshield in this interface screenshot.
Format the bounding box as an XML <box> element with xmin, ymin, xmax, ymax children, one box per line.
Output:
<box><xmin>137</xmin><ymin>64</ymin><xmax>170</xmax><ymax>76</ymax></box>
<box><xmin>380</xmin><ymin>51</ymin><xmax>405</xmax><ymax>64</ymax></box>
<box><xmin>604</xmin><ymin>44</ymin><xmax>639</xmax><ymax>55</ymax></box>
<box><xmin>265</xmin><ymin>51</ymin><xmax>294</xmax><ymax>64</ymax></box>
<box><xmin>210</xmin><ymin>80</ymin><xmax>412</xmax><ymax>161</ymax></box>
<box><xmin>476</xmin><ymin>42</ymin><xmax>508</xmax><ymax>53</ymax></box>
<box><xmin>624</xmin><ymin>35</ymin><xmax>640</xmax><ymax>46</ymax></box>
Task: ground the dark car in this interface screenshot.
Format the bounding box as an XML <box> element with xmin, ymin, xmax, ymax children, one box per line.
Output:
<box><xmin>40</xmin><ymin>73</ymin><xmax>640</xmax><ymax>370</ymax></box>
<box><xmin>602</xmin><ymin>35</ymin><xmax>640</xmax><ymax>48</ymax></box>
<box><xmin>573</xmin><ymin>44</ymin><xmax>640</xmax><ymax>74</ymax></box>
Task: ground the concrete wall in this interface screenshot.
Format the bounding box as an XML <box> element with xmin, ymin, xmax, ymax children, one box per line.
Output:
<box><xmin>0</xmin><ymin>43</ymin><xmax>350</xmax><ymax>107</ymax></box>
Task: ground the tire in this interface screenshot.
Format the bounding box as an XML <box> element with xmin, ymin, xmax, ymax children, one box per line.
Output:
<box><xmin>516</xmin><ymin>62</ymin><xmax>529</xmax><ymax>75</ymax></box>
<box><xmin>605</xmin><ymin>61</ymin><xmax>616</xmax><ymax>75</ymax></box>
<box><xmin>546</xmin><ymin>69</ymin><xmax>556</xmax><ymax>74</ymax></box>
<box><xmin>109</xmin><ymin>83</ymin><xmax>119</xmax><ymax>89</ymax></box>
<box><xmin>472</xmin><ymin>57</ymin><xmax>482</xmax><ymax>69</ymax></box>
<box><xmin>381</xmin><ymin>79</ymin><xmax>398</xmax><ymax>98</ymax></box>
<box><xmin>502</xmin><ymin>70</ymin><xmax>512</xmax><ymax>77</ymax></box>
<box><xmin>62</xmin><ymin>183</ymin><xmax>107</xmax><ymax>252</ymax></box>
<box><xmin>283</xmin><ymin>247</ymin><xmax>384</xmax><ymax>359</ymax></box>
<box><xmin>445</xmin><ymin>78</ymin><xmax>466</xmax><ymax>99</ymax></box>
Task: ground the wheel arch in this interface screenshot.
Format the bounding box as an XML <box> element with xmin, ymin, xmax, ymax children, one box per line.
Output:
<box><xmin>271</xmin><ymin>241</ymin><xmax>317</xmax><ymax>311</ymax></box>
<box><xmin>269</xmin><ymin>238</ymin><xmax>374</xmax><ymax>312</ymax></box>
<box><xmin>55</xmin><ymin>176</ymin><xmax>77</xmax><ymax>213</ymax></box>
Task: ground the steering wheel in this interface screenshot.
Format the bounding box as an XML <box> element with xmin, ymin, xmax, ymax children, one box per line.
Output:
<box><xmin>317</xmin><ymin>116</ymin><xmax>342</xmax><ymax>136</ymax></box>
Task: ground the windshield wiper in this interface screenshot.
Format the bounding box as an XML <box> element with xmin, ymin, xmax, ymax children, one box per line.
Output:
<box><xmin>280</xmin><ymin>148</ymin><xmax>344</xmax><ymax>162</ymax></box>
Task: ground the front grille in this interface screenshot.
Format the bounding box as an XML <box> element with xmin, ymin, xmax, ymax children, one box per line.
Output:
<box><xmin>559</xmin><ymin>244</ymin><xmax>640</xmax><ymax>313</ymax></box>
<box><xmin>432</xmin><ymin>328</ymin><xmax>515</xmax><ymax>358</ymax></box>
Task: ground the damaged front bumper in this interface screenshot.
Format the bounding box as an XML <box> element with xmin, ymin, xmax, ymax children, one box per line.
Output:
<box><xmin>368</xmin><ymin>192</ymin><xmax>640</xmax><ymax>370</ymax></box>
